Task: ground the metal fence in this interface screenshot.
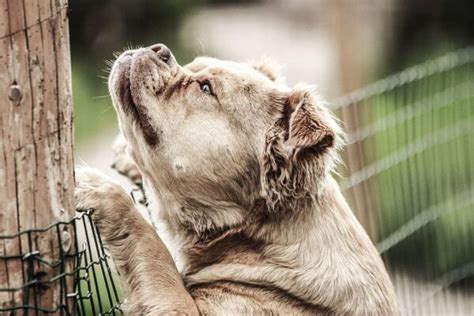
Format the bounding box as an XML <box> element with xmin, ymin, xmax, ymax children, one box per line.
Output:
<box><xmin>332</xmin><ymin>47</ymin><xmax>474</xmax><ymax>314</ymax></box>
<box><xmin>0</xmin><ymin>210</ymin><xmax>123</xmax><ymax>315</ymax></box>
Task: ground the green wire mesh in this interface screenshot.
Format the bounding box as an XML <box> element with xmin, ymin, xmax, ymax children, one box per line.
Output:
<box><xmin>0</xmin><ymin>210</ymin><xmax>124</xmax><ymax>315</ymax></box>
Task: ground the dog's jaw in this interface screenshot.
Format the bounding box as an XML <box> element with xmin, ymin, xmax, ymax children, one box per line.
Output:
<box><xmin>111</xmin><ymin>55</ymin><xmax>140</xmax><ymax>124</ymax></box>
<box><xmin>109</xmin><ymin>47</ymin><xmax>178</xmax><ymax>147</ymax></box>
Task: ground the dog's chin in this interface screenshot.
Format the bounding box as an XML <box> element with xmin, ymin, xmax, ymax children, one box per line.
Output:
<box><xmin>111</xmin><ymin>56</ymin><xmax>161</xmax><ymax>147</ymax></box>
<box><xmin>111</xmin><ymin>57</ymin><xmax>136</xmax><ymax>118</ymax></box>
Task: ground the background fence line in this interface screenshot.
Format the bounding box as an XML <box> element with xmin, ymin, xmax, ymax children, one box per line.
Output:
<box><xmin>333</xmin><ymin>47</ymin><xmax>474</xmax><ymax>314</ymax></box>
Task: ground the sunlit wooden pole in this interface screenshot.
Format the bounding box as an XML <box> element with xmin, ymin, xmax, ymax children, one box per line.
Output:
<box><xmin>0</xmin><ymin>0</ymin><xmax>75</xmax><ymax>312</ymax></box>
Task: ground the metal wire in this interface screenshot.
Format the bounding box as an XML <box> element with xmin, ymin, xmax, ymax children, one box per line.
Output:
<box><xmin>0</xmin><ymin>210</ymin><xmax>124</xmax><ymax>315</ymax></box>
<box><xmin>334</xmin><ymin>47</ymin><xmax>474</xmax><ymax>313</ymax></box>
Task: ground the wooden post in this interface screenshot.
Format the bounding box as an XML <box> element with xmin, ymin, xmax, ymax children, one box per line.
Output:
<box><xmin>325</xmin><ymin>0</ymin><xmax>395</xmax><ymax>239</ymax></box>
<box><xmin>0</xmin><ymin>0</ymin><xmax>75</xmax><ymax>313</ymax></box>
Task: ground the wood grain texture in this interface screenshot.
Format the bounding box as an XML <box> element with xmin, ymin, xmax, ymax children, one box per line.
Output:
<box><xmin>0</xmin><ymin>0</ymin><xmax>75</xmax><ymax>312</ymax></box>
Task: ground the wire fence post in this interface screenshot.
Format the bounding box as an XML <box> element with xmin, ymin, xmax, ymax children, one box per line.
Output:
<box><xmin>0</xmin><ymin>0</ymin><xmax>75</xmax><ymax>313</ymax></box>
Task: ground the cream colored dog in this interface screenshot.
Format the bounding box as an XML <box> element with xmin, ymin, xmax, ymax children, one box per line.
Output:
<box><xmin>75</xmin><ymin>44</ymin><xmax>398</xmax><ymax>315</ymax></box>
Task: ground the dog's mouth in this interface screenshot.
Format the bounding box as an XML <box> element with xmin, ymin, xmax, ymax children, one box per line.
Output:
<box><xmin>111</xmin><ymin>51</ymin><xmax>162</xmax><ymax>147</ymax></box>
<box><xmin>115</xmin><ymin>56</ymin><xmax>138</xmax><ymax>120</ymax></box>
<box><xmin>110</xmin><ymin>44</ymin><xmax>179</xmax><ymax>147</ymax></box>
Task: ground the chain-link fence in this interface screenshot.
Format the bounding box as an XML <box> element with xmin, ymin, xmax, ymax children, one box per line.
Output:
<box><xmin>0</xmin><ymin>210</ymin><xmax>124</xmax><ymax>315</ymax></box>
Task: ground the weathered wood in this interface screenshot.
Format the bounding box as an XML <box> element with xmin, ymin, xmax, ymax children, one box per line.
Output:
<box><xmin>0</xmin><ymin>0</ymin><xmax>75</xmax><ymax>313</ymax></box>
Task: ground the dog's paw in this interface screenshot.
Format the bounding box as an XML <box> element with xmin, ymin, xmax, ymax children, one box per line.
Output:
<box><xmin>75</xmin><ymin>166</ymin><xmax>134</xmax><ymax>227</ymax></box>
<box><xmin>112</xmin><ymin>134</ymin><xmax>142</xmax><ymax>184</ymax></box>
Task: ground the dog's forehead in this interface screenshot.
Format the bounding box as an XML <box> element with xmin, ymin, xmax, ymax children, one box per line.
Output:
<box><xmin>185</xmin><ymin>56</ymin><xmax>239</xmax><ymax>71</ymax></box>
<box><xmin>184</xmin><ymin>57</ymin><xmax>259</xmax><ymax>78</ymax></box>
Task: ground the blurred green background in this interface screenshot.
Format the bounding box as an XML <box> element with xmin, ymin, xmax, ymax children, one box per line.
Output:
<box><xmin>69</xmin><ymin>0</ymin><xmax>474</xmax><ymax>313</ymax></box>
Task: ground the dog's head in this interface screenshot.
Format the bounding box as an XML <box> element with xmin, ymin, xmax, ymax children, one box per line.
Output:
<box><xmin>109</xmin><ymin>44</ymin><xmax>342</xmax><ymax>234</ymax></box>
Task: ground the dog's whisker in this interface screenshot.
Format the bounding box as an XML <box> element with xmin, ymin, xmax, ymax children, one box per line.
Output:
<box><xmin>92</xmin><ymin>94</ymin><xmax>110</xmax><ymax>99</ymax></box>
<box><xmin>101</xmin><ymin>105</ymin><xmax>114</xmax><ymax>113</ymax></box>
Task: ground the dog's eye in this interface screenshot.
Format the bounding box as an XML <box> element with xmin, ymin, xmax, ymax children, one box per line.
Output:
<box><xmin>200</xmin><ymin>82</ymin><xmax>212</xmax><ymax>94</ymax></box>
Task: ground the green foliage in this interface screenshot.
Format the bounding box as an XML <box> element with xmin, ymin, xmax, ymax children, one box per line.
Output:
<box><xmin>72</xmin><ymin>60</ymin><xmax>117</xmax><ymax>149</ymax></box>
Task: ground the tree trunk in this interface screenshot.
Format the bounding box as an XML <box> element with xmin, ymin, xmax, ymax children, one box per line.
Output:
<box><xmin>0</xmin><ymin>0</ymin><xmax>75</xmax><ymax>313</ymax></box>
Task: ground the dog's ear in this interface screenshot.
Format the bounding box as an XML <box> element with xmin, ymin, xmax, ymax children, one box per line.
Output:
<box><xmin>250</xmin><ymin>58</ymin><xmax>282</xmax><ymax>82</ymax></box>
<box><xmin>260</xmin><ymin>85</ymin><xmax>341</xmax><ymax>213</ymax></box>
<box><xmin>282</xmin><ymin>85</ymin><xmax>339</xmax><ymax>159</ymax></box>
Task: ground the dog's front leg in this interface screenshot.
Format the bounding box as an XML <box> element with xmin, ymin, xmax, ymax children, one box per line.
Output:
<box><xmin>75</xmin><ymin>167</ymin><xmax>199</xmax><ymax>315</ymax></box>
<box><xmin>111</xmin><ymin>133</ymin><xmax>143</xmax><ymax>184</ymax></box>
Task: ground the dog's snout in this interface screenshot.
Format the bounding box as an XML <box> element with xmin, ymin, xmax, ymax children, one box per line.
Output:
<box><xmin>150</xmin><ymin>44</ymin><xmax>171</xmax><ymax>63</ymax></box>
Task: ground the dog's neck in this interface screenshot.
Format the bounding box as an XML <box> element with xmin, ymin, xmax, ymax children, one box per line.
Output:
<box><xmin>147</xmin><ymin>172</ymin><xmax>345</xmax><ymax>261</ymax></box>
<box><xmin>247</xmin><ymin>176</ymin><xmax>357</xmax><ymax>245</ymax></box>
<box><xmin>145</xmin><ymin>171</ymin><xmax>343</xmax><ymax>247</ymax></box>
<box><xmin>144</xmin><ymin>168</ymin><xmax>374</xmax><ymax>271</ymax></box>
<box><xmin>177</xmin><ymin>177</ymin><xmax>398</xmax><ymax>314</ymax></box>
<box><xmin>144</xmin><ymin>173</ymin><xmax>397</xmax><ymax>313</ymax></box>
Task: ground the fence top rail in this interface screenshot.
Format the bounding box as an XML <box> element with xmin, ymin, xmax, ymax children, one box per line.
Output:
<box><xmin>0</xmin><ymin>209</ymin><xmax>92</xmax><ymax>239</ymax></box>
<box><xmin>330</xmin><ymin>47</ymin><xmax>474</xmax><ymax>110</ymax></box>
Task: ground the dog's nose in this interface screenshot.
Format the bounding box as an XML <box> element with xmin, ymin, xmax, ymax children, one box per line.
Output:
<box><xmin>149</xmin><ymin>44</ymin><xmax>171</xmax><ymax>63</ymax></box>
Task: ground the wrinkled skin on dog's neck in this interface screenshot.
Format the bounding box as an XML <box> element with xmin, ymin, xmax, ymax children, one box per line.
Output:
<box><xmin>108</xmin><ymin>45</ymin><xmax>398</xmax><ymax>314</ymax></box>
